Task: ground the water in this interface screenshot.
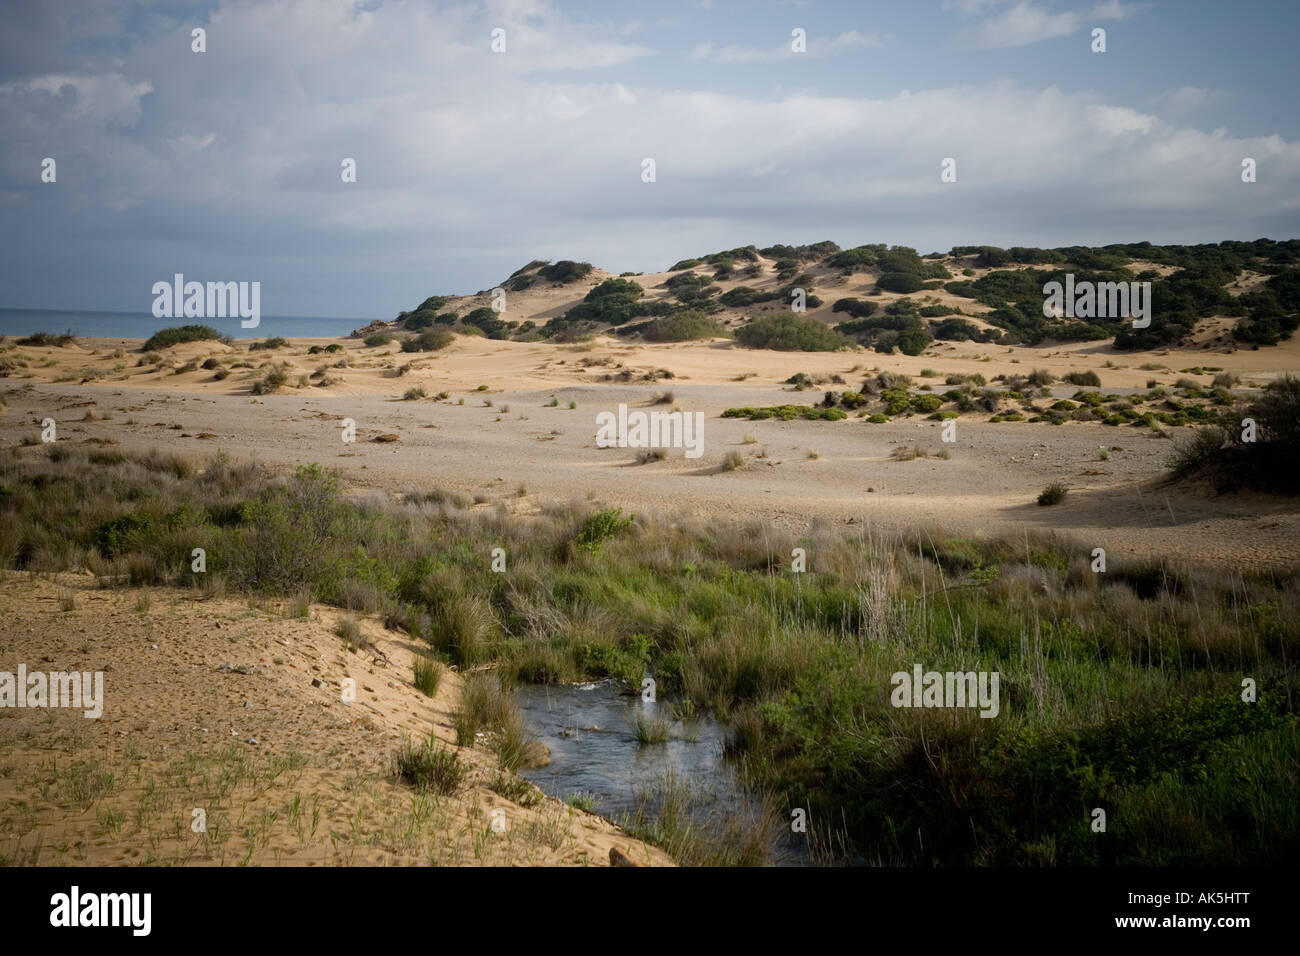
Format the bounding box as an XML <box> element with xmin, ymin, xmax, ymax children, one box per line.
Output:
<box><xmin>515</xmin><ymin>680</ymin><xmax>806</xmax><ymax>865</ymax></box>
<box><xmin>0</xmin><ymin>308</ymin><xmax>375</xmax><ymax>341</ymax></box>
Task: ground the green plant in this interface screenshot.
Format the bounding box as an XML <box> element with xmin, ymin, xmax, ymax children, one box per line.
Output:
<box><xmin>576</xmin><ymin>508</ymin><xmax>634</xmax><ymax>551</ymax></box>
<box><xmin>393</xmin><ymin>734</ymin><xmax>466</xmax><ymax>794</ymax></box>
<box><xmin>412</xmin><ymin>655</ymin><xmax>443</xmax><ymax>697</ymax></box>
<box><xmin>143</xmin><ymin>325</ymin><xmax>227</xmax><ymax>351</ymax></box>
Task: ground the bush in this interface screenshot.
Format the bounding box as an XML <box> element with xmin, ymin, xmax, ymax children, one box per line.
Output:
<box><xmin>876</xmin><ymin>273</ymin><xmax>925</xmax><ymax>294</ymax></box>
<box><xmin>721</xmin><ymin>405</ymin><xmax>846</xmax><ymax>421</ymax></box>
<box><xmin>1065</xmin><ymin>370</ymin><xmax>1102</xmax><ymax>387</ymax></box>
<box><xmin>249</xmin><ymin>337</ymin><xmax>288</xmax><ymax>351</ymax></box>
<box><xmin>831</xmin><ymin>298</ymin><xmax>878</xmax><ymax>319</ymax></box>
<box><xmin>1037</xmin><ymin>482</ymin><xmax>1068</xmax><ymax>506</ymax></box>
<box><xmin>251</xmin><ymin>366</ymin><xmax>289</xmax><ymax>394</ymax></box>
<box><xmin>896</xmin><ymin>329</ymin><xmax>933</xmax><ymax>356</ymax></box>
<box><xmin>576</xmin><ymin>508</ymin><xmax>635</xmax><ymax>552</ymax></box>
<box><xmin>641</xmin><ymin>311</ymin><xmax>726</xmax><ymax>342</ymax></box>
<box><xmin>364</xmin><ymin>332</ymin><xmax>395</xmax><ymax>347</ymax></box>
<box><xmin>1167</xmin><ymin>427</ymin><xmax>1227</xmax><ymax>479</ymax></box>
<box><xmin>538</xmin><ymin>260</ymin><xmax>593</xmax><ymax>283</ymax></box>
<box><xmin>933</xmin><ymin>318</ymin><xmax>982</xmax><ymax>341</ymax></box>
<box><xmin>735</xmin><ymin>315</ymin><xmax>849</xmax><ymax>352</ymax></box>
<box><xmin>393</xmin><ymin>734</ymin><xmax>466</xmax><ymax>794</ymax></box>
<box><xmin>401</xmin><ymin>328</ymin><xmax>455</xmax><ymax>352</ymax></box>
<box><xmin>16</xmin><ymin>331</ymin><xmax>76</xmax><ymax>347</ymax></box>
<box><xmin>720</xmin><ymin>286</ymin><xmax>778</xmax><ymax>308</ymax></box>
<box><xmin>1251</xmin><ymin>373</ymin><xmax>1300</xmax><ymax>446</ymax></box>
<box><xmin>143</xmin><ymin>325</ymin><xmax>227</xmax><ymax>351</ymax></box>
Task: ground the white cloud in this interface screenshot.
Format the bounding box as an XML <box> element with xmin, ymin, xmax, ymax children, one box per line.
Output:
<box><xmin>1156</xmin><ymin>85</ymin><xmax>1229</xmax><ymax>115</ymax></box>
<box><xmin>696</xmin><ymin>30</ymin><xmax>884</xmax><ymax>63</ymax></box>
<box><xmin>960</xmin><ymin>0</ymin><xmax>1134</xmax><ymax>50</ymax></box>
<box><xmin>0</xmin><ymin>0</ymin><xmax>1293</xmax><ymax>316</ymax></box>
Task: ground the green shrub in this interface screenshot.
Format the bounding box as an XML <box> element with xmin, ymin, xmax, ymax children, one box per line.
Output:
<box><xmin>877</xmin><ymin>273</ymin><xmax>925</xmax><ymax>294</ymax></box>
<box><xmin>143</xmin><ymin>325</ymin><xmax>227</xmax><ymax>351</ymax></box>
<box><xmin>576</xmin><ymin>508</ymin><xmax>635</xmax><ymax>552</ymax></box>
<box><xmin>721</xmin><ymin>405</ymin><xmax>846</xmax><ymax>421</ymax></box>
<box><xmin>17</xmin><ymin>331</ymin><xmax>76</xmax><ymax>347</ymax></box>
<box><xmin>401</xmin><ymin>328</ymin><xmax>455</xmax><ymax>352</ymax></box>
<box><xmin>831</xmin><ymin>298</ymin><xmax>877</xmax><ymax>319</ymax></box>
<box><xmin>642</xmin><ymin>310</ymin><xmax>726</xmax><ymax>342</ymax></box>
<box><xmin>394</xmin><ymin>734</ymin><xmax>466</xmax><ymax>794</ymax></box>
<box><xmin>1065</xmin><ymin>370</ymin><xmax>1102</xmax><ymax>387</ymax></box>
<box><xmin>251</xmin><ymin>366</ymin><xmax>289</xmax><ymax>394</ymax></box>
<box><xmin>538</xmin><ymin>260</ymin><xmax>593</xmax><ymax>283</ymax></box>
<box><xmin>735</xmin><ymin>315</ymin><xmax>849</xmax><ymax>351</ymax></box>
<box><xmin>364</xmin><ymin>332</ymin><xmax>395</xmax><ymax>347</ymax></box>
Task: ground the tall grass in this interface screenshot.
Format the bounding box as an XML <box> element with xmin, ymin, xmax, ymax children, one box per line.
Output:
<box><xmin>0</xmin><ymin>446</ymin><xmax>1295</xmax><ymax>864</ymax></box>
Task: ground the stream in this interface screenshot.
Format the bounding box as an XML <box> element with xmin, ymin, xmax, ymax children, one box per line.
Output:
<box><xmin>515</xmin><ymin>679</ymin><xmax>807</xmax><ymax>865</ymax></box>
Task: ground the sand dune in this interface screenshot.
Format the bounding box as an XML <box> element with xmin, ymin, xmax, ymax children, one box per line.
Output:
<box><xmin>1</xmin><ymin>329</ymin><xmax>1297</xmax><ymax>569</ymax></box>
<box><xmin>0</xmin><ymin>572</ymin><xmax>670</xmax><ymax>866</ymax></box>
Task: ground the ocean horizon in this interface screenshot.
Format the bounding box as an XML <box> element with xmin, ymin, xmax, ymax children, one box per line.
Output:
<box><xmin>0</xmin><ymin>307</ymin><xmax>377</xmax><ymax>341</ymax></box>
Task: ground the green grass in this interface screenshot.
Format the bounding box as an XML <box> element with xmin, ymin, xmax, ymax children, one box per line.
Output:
<box><xmin>393</xmin><ymin>734</ymin><xmax>466</xmax><ymax>795</ymax></box>
<box><xmin>412</xmin><ymin>654</ymin><xmax>443</xmax><ymax>697</ymax></box>
<box><xmin>1</xmin><ymin>446</ymin><xmax>1296</xmax><ymax>865</ymax></box>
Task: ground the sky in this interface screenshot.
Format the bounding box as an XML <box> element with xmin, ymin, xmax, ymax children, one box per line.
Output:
<box><xmin>1</xmin><ymin>0</ymin><xmax>1297</xmax><ymax>319</ymax></box>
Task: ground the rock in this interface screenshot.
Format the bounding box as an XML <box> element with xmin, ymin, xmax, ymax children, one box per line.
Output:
<box><xmin>351</xmin><ymin>320</ymin><xmax>393</xmax><ymax>339</ymax></box>
<box><xmin>372</xmin><ymin>433</ymin><xmax>400</xmax><ymax>443</ymax></box>
<box><xmin>311</xmin><ymin>678</ymin><xmax>326</xmax><ymax>689</ymax></box>
<box><xmin>609</xmin><ymin>847</ymin><xmax>641</xmax><ymax>867</ymax></box>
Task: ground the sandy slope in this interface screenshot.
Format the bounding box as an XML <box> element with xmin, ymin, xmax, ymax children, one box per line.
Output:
<box><xmin>0</xmin><ymin>572</ymin><xmax>671</xmax><ymax>866</ymax></box>
<box><xmin>1</xmin><ymin>331</ymin><xmax>1297</xmax><ymax>569</ymax></box>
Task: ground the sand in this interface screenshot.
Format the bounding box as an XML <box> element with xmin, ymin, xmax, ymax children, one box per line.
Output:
<box><xmin>1</xmin><ymin>325</ymin><xmax>1297</xmax><ymax>569</ymax></box>
<box><xmin>2</xmin><ymin>266</ymin><xmax>1298</xmax><ymax>866</ymax></box>
<box><xmin>0</xmin><ymin>571</ymin><xmax>672</xmax><ymax>866</ymax></box>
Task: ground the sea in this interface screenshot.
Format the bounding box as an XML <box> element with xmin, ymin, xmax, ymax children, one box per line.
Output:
<box><xmin>0</xmin><ymin>308</ymin><xmax>377</xmax><ymax>342</ymax></box>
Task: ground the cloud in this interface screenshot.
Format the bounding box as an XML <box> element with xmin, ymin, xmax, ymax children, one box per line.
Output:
<box><xmin>0</xmin><ymin>0</ymin><xmax>1293</xmax><ymax>317</ymax></box>
<box><xmin>692</xmin><ymin>30</ymin><xmax>884</xmax><ymax>63</ymax></box>
<box><xmin>958</xmin><ymin>0</ymin><xmax>1134</xmax><ymax>50</ymax></box>
<box><xmin>1156</xmin><ymin>85</ymin><xmax>1228</xmax><ymax>115</ymax></box>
